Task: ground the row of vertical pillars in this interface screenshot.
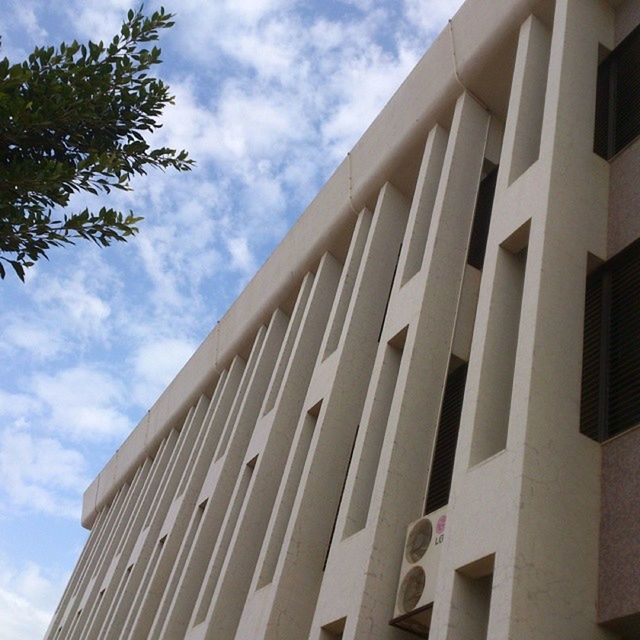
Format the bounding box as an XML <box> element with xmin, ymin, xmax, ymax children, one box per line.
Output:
<box><xmin>431</xmin><ymin>12</ymin><xmax>552</xmax><ymax>637</ymax></box>
<box><xmin>57</xmin><ymin>17</ymin><xmax>551</xmax><ymax>630</ymax></box>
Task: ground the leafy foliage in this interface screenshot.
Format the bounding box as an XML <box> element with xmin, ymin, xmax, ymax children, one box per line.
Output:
<box><xmin>0</xmin><ymin>6</ymin><xmax>194</xmax><ymax>280</ymax></box>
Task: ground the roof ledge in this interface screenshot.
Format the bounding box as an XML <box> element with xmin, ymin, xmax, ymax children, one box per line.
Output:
<box><xmin>82</xmin><ymin>0</ymin><xmax>543</xmax><ymax>529</ymax></box>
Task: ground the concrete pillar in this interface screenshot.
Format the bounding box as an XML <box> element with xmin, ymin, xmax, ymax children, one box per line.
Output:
<box><xmin>129</xmin><ymin>311</ymin><xmax>287</xmax><ymax>640</ymax></box>
<box><xmin>142</xmin><ymin>358</ymin><xmax>245</xmax><ymax>637</ymax></box>
<box><xmin>196</xmin><ymin>253</ymin><xmax>342</xmax><ymax>640</ymax></box>
<box><xmin>114</xmin><ymin>397</ymin><xmax>210</xmax><ymax>640</ymax></box>
<box><xmin>342</xmin><ymin>90</ymin><xmax>491</xmax><ymax>640</ymax></box>
<box><xmin>431</xmin><ymin>3</ymin><xmax>615</xmax><ymax>639</ymax></box>
<box><xmin>238</xmin><ymin>182</ymin><xmax>410</xmax><ymax>640</ymax></box>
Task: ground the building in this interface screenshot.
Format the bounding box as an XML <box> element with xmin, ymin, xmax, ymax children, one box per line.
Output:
<box><xmin>47</xmin><ymin>0</ymin><xmax>640</xmax><ymax>638</ymax></box>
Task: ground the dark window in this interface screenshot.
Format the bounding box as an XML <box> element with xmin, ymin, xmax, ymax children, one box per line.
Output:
<box><xmin>580</xmin><ymin>239</ymin><xmax>640</xmax><ymax>441</ymax></box>
<box><xmin>425</xmin><ymin>363</ymin><xmax>468</xmax><ymax>514</ymax></box>
<box><xmin>594</xmin><ymin>24</ymin><xmax>640</xmax><ymax>159</ymax></box>
<box><xmin>467</xmin><ymin>167</ymin><xmax>498</xmax><ymax>270</ymax></box>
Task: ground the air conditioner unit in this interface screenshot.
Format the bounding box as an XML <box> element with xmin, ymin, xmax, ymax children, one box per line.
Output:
<box><xmin>390</xmin><ymin>506</ymin><xmax>448</xmax><ymax>637</ymax></box>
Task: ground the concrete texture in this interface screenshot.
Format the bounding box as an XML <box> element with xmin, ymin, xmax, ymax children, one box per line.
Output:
<box><xmin>81</xmin><ymin>0</ymin><xmax>550</xmax><ymax>530</ymax></box>
<box><xmin>599</xmin><ymin>426</ymin><xmax>640</xmax><ymax>634</ymax></box>
<box><xmin>48</xmin><ymin>0</ymin><xmax>640</xmax><ymax>639</ymax></box>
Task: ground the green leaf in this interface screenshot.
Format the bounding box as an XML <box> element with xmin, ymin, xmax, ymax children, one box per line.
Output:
<box><xmin>0</xmin><ymin>3</ymin><xmax>193</xmax><ymax>282</ymax></box>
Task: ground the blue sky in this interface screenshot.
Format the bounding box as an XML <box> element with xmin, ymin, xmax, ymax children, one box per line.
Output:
<box><xmin>0</xmin><ymin>0</ymin><xmax>464</xmax><ymax>637</ymax></box>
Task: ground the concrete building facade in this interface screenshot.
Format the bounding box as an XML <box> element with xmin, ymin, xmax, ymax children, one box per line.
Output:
<box><xmin>48</xmin><ymin>0</ymin><xmax>640</xmax><ymax>638</ymax></box>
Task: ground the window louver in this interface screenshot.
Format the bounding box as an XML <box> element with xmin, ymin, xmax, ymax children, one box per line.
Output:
<box><xmin>594</xmin><ymin>24</ymin><xmax>640</xmax><ymax>159</ymax></box>
<box><xmin>608</xmin><ymin>244</ymin><xmax>640</xmax><ymax>436</ymax></box>
<box><xmin>580</xmin><ymin>270</ymin><xmax>604</xmax><ymax>441</ymax></box>
<box><xmin>580</xmin><ymin>239</ymin><xmax>640</xmax><ymax>441</ymax></box>
<box><xmin>425</xmin><ymin>364</ymin><xmax>468</xmax><ymax>514</ymax></box>
<box><xmin>593</xmin><ymin>57</ymin><xmax>612</xmax><ymax>159</ymax></box>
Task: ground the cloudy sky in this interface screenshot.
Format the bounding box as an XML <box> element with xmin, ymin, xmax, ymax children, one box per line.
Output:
<box><xmin>0</xmin><ymin>0</ymin><xmax>464</xmax><ymax>637</ymax></box>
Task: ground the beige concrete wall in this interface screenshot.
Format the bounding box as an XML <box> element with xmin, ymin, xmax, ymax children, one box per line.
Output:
<box><xmin>81</xmin><ymin>0</ymin><xmax>547</xmax><ymax>530</ymax></box>
<box><xmin>50</xmin><ymin>1</ymin><xmax>640</xmax><ymax>639</ymax></box>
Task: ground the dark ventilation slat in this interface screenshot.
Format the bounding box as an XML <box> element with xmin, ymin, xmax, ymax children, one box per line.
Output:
<box><xmin>425</xmin><ymin>364</ymin><xmax>468</xmax><ymax>514</ymax></box>
<box><xmin>613</xmin><ymin>30</ymin><xmax>640</xmax><ymax>153</ymax></box>
<box><xmin>608</xmin><ymin>240</ymin><xmax>640</xmax><ymax>436</ymax></box>
<box><xmin>594</xmin><ymin>57</ymin><xmax>612</xmax><ymax>159</ymax></box>
<box><xmin>580</xmin><ymin>271</ymin><xmax>603</xmax><ymax>441</ymax></box>
<box><xmin>594</xmin><ymin>23</ymin><xmax>640</xmax><ymax>159</ymax></box>
<box><xmin>581</xmin><ymin>239</ymin><xmax>640</xmax><ymax>441</ymax></box>
<box><xmin>467</xmin><ymin>167</ymin><xmax>498</xmax><ymax>271</ymax></box>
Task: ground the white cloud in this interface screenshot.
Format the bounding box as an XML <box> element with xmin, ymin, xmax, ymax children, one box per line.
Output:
<box><xmin>12</xmin><ymin>2</ymin><xmax>47</xmax><ymax>40</ymax></box>
<box><xmin>0</xmin><ymin>584</ymin><xmax>52</xmax><ymax>640</ymax></box>
<box><xmin>0</xmin><ymin>253</ymin><xmax>118</xmax><ymax>364</ymax></box>
<box><xmin>403</xmin><ymin>0</ymin><xmax>466</xmax><ymax>36</ymax></box>
<box><xmin>154</xmin><ymin>82</ymin><xmax>218</xmax><ymax>165</ymax></box>
<box><xmin>31</xmin><ymin>366</ymin><xmax>131</xmax><ymax>441</ymax></box>
<box><xmin>33</xmin><ymin>277</ymin><xmax>111</xmax><ymax>334</ymax></box>
<box><xmin>133</xmin><ymin>185</ymin><xmax>223</xmax><ymax>310</ymax></box>
<box><xmin>0</xmin><ymin>427</ymin><xmax>88</xmax><ymax>518</ymax></box>
<box><xmin>64</xmin><ymin>0</ymin><xmax>131</xmax><ymax>42</ymax></box>
<box><xmin>224</xmin><ymin>0</ymin><xmax>290</xmax><ymax>22</ymax></box>
<box><xmin>0</xmin><ymin>391</ymin><xmax>41</xmax><ymax>419</ymax></box>
<box><xmin>158</xmin><ymin>80</ymin><xmax>310</xmax><ymax>169</ymax></box>
<box><xmin>2</xmin><ymin>322</ymin><xmax>63</xmax><ymax>360</ymax></box>
<box><xmin>320</xmin><ymin>43</ymin><xmax>420</xmax><ymax>159</ymax></box>
<box><xmin>174</xmin><ymin>0</ymin><xmax>295</xmax><ymax>67</ymax></box>
<box><xmin>131</xmin><ymin>338</ymin><xmax>196</xmax><ymax>407</ymax></box>
<box><xmin>0</xmin><ymin>559</ymin><xmax>68</xmax><ymax>640</ymax></box>
<box><xmin>226</xmin><ymin>236</ymin><xmax>257</xmax><ymax>274</ymax></box>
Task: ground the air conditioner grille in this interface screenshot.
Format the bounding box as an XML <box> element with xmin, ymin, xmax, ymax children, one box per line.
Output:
<box><xmin>398</xmin><ymin>566</ymin><xmax>426</xmax><ymax>614</ymax></box>
<box><xmin>405</xmin><ymin>518</ymin><xmax>433</xmax><ymax>564</ymax></box>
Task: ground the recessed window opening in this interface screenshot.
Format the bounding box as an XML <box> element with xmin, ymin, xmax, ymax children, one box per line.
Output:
<box><xmin>470</xmin><ymin>224</ymin><xmax>528</xmax><ymax>466</ymax></box>
<box><xmin>144</xmin><ymin>443</ymin><xmax>176</xmax><ymax>530</ymax></box>
<box><xmin>451</xmin><ymin>555</ymin><xmax>495</xmax><ymax>640</ymax></box>
<box><xmin>580</xmin><ymin>239</ymin><xmax>640</xmax><ymax>441</ymax></box>
<box><xmin>194</xmin><ymin>462</ymin><xmax>255</xmax><ymax>625</ymax></box>
<box><xmin>401</xmin><ymin>127</ymin><xmax>448</xmax><ymax>285</ymax></box>
<box><xmin>264</xmin><ymin>293</ymin><xmax>307</xmax><ymax>415</ymax></box>
<box><xmin>257</xmin><ymin>402</ymin><xmax>320</xmax><ymax>588</ymax></box>
<box><xmin>321</xmin><ymin>617</ymin><xmax>346</xmax><ymax>638</ymax></box>
<box><xmin>324</xmin><ymin>215</ymin><xmax>369</xmax><ymax>359</ymax></box>
<box><xmin>594</xmin><ymin>24</ymin><xmax>640</xmax><ymax>159</ymax></box>
<box><xmin>344</xmin><ymin>328</ymin><xmax>406</xmax><ymax>537</ymax></box>
<box><xmin>507</xmin><ymin>15</ymin><xmax>550</xmax><ymax>184</ymax></box>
